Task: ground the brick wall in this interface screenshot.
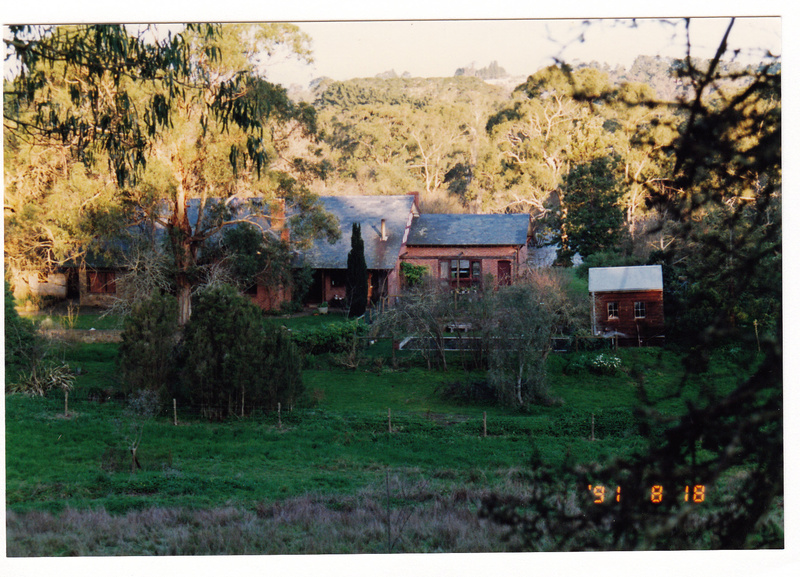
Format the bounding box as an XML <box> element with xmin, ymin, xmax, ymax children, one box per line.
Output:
<box><xmin>401</xmin><ymin>245</ymin><xmax>526</xmax><ymax>287</ymax></box>
<box><xmin>592</xmin><ymin>289</ymin><xmax>665</xmax><ymax>344</ymax></box>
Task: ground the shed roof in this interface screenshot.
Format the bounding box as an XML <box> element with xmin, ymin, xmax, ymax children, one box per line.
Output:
<box><xmin>300</xmin><ymin>195</ymin><xmax>417</xmax><ymax>270</ymax></box>
<box><xmin>588</xmin><ymin>265</ymin><xmax>663</xmax><ymax>292</ymax></box>
<box><xmin>406</xmin><ymin>214</ymin><xmax>530</xmax><ymax>246</ymax></box>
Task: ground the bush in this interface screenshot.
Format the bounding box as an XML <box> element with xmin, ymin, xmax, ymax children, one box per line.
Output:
<box><xmin>4</xmin><ymin>281</ymin><xmax>40</xmax><ymax>379</ymax></box>
<box><xmin>181</xmin><ymin>284</ymin><xmax>304</xmax><ymax>419</ymax></box>
<box><xmin>290</xmin><ymin>320</ymin><xmax>366</xmax><ymax>356</ymax></box>
<box><xmin>8</xmin><ymin>361</ymin><xmax>75</xmax><ymax>397</ymax></box>
<box><xmin>563</xmin><ymin>352</ymin><xmax>622</xmax><ymax>376</ymax></box>
<box><xmin>118</xmin><ymin>293</ymin><xmax>179</xmax><ymax>397</ymax></box>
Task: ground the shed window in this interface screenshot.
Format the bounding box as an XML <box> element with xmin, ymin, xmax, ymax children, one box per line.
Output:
<box><xmin>88</xmin><ymin>270</ymin><xmax>116</xmax><ymax>294</ymax></box>
<box><xmin>607</xmin><ymin>302</ymin><xmax>619</xmax><ymax>320</ymax></box>
<box><xmin>634</xmin><ymin>301</ymin><xmax>646</xmax><ymax>319</ymax></box>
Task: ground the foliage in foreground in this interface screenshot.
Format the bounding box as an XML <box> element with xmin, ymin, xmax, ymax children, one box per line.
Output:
<box><xmin>117</xmin><ymin>292</ymin><xmax>179</xmax><ymax>397</ymax></box>
<box><xmin>480</xmin><ymin>21</ymin><xmax>782</xmax><ymax>551</ymax></box>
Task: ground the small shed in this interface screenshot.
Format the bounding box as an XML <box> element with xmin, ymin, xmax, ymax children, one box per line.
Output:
<box><xmin>588</xmin><ymin>265</ymin><xmax>665</xmax><ymax>346</ymax></box>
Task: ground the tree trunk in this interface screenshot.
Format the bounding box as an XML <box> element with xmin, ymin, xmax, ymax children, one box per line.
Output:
<box><xmin>170</xmin><ymin>184</ymin><xmax>197</xmax><ymax>326</ymax></box>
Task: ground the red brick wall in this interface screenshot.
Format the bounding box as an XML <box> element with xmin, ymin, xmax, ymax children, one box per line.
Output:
<box><xmin>401</xmin><ymin>245</ymin><xmax>526</xmax><ymax>287</ymax></box>
<box><xmin>593</xmin><ymin>290</ymin><xmax>665</xmax><ymax>344</ymax></box>
<box><xmin>250</xmin><ymin>283</ymin><xmax>292</xmax><ymax>311</ymax></box>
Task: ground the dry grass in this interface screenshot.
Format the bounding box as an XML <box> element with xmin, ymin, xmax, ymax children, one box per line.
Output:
<box><xmin>6</xmin><ymin>473</ymin><xmax>528</xmax><ymax>556</ymax></box>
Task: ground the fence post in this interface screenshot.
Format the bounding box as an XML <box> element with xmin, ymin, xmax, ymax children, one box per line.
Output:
<box><xmin>278</xmin><ymin>402</ymin><xmax>282</xmax><ymax>429</ymax></box>
<box><xmin>173</xmin><ymin>398</ymin><xmax>178</xmax><ymax>426</ymax></box>
<box><xmin>483</xmin><ymin>412</ymin><xmax>487</xmax><ymax>438</ymax></box>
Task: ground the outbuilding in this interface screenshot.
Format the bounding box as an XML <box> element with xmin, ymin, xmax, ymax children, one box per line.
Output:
<box><xmin>588</xmin><ymin>265</ymin><xmax>665</xmax><ymax>346</ymax></box>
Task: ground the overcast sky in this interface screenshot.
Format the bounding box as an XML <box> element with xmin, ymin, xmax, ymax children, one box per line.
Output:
<box><xmin>2</xmin><ymin>3</ymin><xmax>785</xmax><ymax>87</ymax></box>
<box><xmin>261</xmin><ymin>17</ymin><xmax>781</xmax><ymax>86</ymax></box>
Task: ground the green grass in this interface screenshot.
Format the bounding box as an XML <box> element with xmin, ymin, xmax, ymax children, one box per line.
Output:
<box><xmin>5</xmin><ymin>340</ymin><xmax>761</xmax><ymax>552</ymax></box>
<box><xmin>269</xmin><ymin>311</ymin><xmax>350</xmax><ymax>331</ymax></box>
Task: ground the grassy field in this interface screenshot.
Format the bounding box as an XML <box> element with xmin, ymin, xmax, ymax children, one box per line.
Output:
<box><xmin>5</xmin><ymin>325</ymin><xmax>758</xmax><ymax>554</ymax></box>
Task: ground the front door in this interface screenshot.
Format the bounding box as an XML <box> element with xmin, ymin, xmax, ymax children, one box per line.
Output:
<box><xmin>498</xmin><ymin>260</ymin><xmax>512</xmax><ymax>285</ymax></box>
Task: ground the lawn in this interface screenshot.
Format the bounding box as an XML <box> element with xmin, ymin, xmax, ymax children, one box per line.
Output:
<box><xmin>5</xmin><ymin>331</ymin><xmax>760</xmax><ymax>554</ymax></box>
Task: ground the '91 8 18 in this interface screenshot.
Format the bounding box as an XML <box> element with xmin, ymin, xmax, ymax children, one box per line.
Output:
<box><xmin>588</xmin><ymin>484</ymin><xmax>707</xmax><ymax>504</ymax></box>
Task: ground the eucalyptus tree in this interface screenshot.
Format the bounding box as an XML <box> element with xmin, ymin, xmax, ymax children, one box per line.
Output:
<box><xmin>4</xmin><ymin>24</ymin><xmax>337</xmax><ymax>324</ymax></box>
<box><xmin>482</xmin><ymin>65</ymin><xmax>615</xmax><ymax>248</ymax></box>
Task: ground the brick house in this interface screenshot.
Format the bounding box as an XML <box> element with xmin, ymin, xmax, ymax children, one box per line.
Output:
<box><xmin>401</xmin><ymin>213</ymin><xmax>531</xmax><ymax>290</ymax></box>
<box><xmin>9</xmin><ymin>193</ymin><xmax>533</xmax><ymax>311</ymax></box>
<box><xmin>297</xmin><ymin>194</ymin><xmax>419</xmax><ymax>307</ymax></box>
<box><xmin>588</xmin><ymin>265</ymin><xmax>665</xmax><ymax>346</ymax></box>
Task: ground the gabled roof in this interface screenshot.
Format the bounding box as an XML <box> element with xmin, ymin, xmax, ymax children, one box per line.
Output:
<box><xmin>406</xmin><ymin>214</ymin><xmax>530</xmax><ymax>246</ymax></box>
<box><xmin>299</xmin><ymin>195</ymin><xmax>418</xmax><ymax>270</ymax></box>
<box><xmin>588</xmin><ymin>265</ymin><xmax>663</xmax><ymax>292</ymax></box>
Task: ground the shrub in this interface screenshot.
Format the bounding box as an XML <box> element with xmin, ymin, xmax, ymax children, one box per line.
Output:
<box><xmin>181</xmin><ymin>284</ymin><xmax>304</xmax><ymax>419</ymax></box>
<box><xmin>118</xmin><ymin>293</ymin><xmax>179</xmax><ymax>397</ymax></box>
<box><xmin>4</xmin><ymin>281</ymin><xmax>40</xmax><ymax>379</ymax></box>
<box><xmin>8</xmin><ymin>361</ymin><xmax>75</xmax><ymax>397</ymax></box>
<box><xmin>290</xmin><ymin>320</ymin><xmax>366</xmax><ymax>356</ymax></box>
<box><xmin>589</xmin><ymin>353</ymin><xmax>622</xmax><ymax>375</ymax></box>
<box><xmin>400</xmin><ymin>262</ymin><xmax>429</xmax><ymax>288</ymax></box>
<box><xmin>563</xmin><ymin>352</ymin><xmax>622</xmax><ymax>376</ymax></box>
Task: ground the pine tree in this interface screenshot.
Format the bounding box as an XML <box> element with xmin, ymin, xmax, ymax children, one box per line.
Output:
<box><xmin>179</xmin><ymin>284</ymin><xmax>304</xmax><ymax>419</ymax></box>
<box><xmin>346</xmin><ymin>223</ymin><xmax>369</xmax><ymax>318</ymax></box>
<box><xmin>118</xmin><ymin>292</ymin><xmax>179</xmax><ymax>397</ymax></box>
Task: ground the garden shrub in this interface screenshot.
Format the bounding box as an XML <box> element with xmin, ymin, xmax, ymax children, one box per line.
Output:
<box><xmin>563</xmin><ymin>352</ymin><xmax>622</xmax><ymax>376</ymax></box>
<box><xmin>118</xmin><ymin>292</ymin><xmax>179</xmax><ymax>397</ymax></box>
<box><xmin>290</xmin><ymin>320</ymin><xmax>366</xmax><ymax>356</ymax></box>
<box><xmin>8</xmin><ymin>361</ymin><xmax>75</xmax><ymax>397</ymax></box>
<box><xmin>181</xmin><ymin>284</ymin><xmax>304</xmax><ymax>420</ymax></box>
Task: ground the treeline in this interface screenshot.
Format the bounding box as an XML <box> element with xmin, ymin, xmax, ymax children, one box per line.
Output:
<box><xmin>301</xmin><ymin>58</ymin><xmax>781</xmax><ymax>344</ymax></box>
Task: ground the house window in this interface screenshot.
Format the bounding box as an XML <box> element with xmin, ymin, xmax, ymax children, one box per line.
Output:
<box><xmin>88</xmin><ymin>270</ymin><xmax>116</xmax><ymax>294</ymax></box>
<box><xmin>634</xmin><ymin>301</ymin><xmax>646</xmax><ymax>319</ymax></box>
<box><xmin>607</xmin><ymin>302</ymin><xmax>619</xmax><ymax>320</ymax></box>
<box><xmin>440</xmin><ymin>259</ymin><xmax>481</xmax><ymax>286</ymax></box>
<box><xmin>329</xmin><ymin>270</ymin><xmax>346</xmax><ymax>287</ymax></box>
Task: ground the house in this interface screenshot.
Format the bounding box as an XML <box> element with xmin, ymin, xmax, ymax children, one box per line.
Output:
<box><xmin>297</xmin><ymin>194</ymin><xmax>419</xmax><ymax>307</ymax></box>
<box><xmin>8</xmin><ymin>193</ymin><xmax>533</xmax><ymax>312</ymax></box>
<box><xmin>402</xmin><ymin>213</ymin><xmax>531</xmax><ymax>289</ymax></box>
<box><xmin>588</xmin><ymin>265</ymin><xmax>665</xmax><ymax>346</ymax></box>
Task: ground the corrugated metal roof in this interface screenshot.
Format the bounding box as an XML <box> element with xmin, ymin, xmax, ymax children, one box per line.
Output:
<box><xmin>300</xmin><ymin>195</ymin><xmax>417</xmax><ymax>270</ymax></box>
<box><xmin>406</xmin><ymin>214</ymin><xmax>530</xmax><ymax>246</ymax></box>
<box><xmin>588</xmin><ymin>265</ymin><xmax>663</xmax><ymax>292</ymax></box>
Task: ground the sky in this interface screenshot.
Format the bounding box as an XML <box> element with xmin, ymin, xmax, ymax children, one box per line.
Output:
<box><xmin>2</xmin><ymin>3</ymin><xmax>785</xmax><ymax>88</ymax></box>
<box><xmin>259</xmin><ymin>17</ymin><xmax>781</xmax><ymax>87</ymax></box>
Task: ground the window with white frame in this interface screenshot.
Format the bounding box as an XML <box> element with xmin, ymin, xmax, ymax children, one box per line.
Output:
<box><xmin>634</xmin><ymin>301</ymin><xmax>646</xmax><ymax>319</ymax></box>
<box><xmin>607</xmin><ymin>302</ymin><xmax>619</xmax><ymax>319</ymax></box>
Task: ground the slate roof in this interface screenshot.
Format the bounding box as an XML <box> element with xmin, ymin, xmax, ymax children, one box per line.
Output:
<box><xmin>588</xmin><ymin>265</ymin><xmax>663</xmax><ymax>292</ymax></box>
<box><xmin>406</xmin><ymin>214</ymin><xmax>530</xmax><ymax>246</ymax></box>
<box><xmin>299</xmin><ymin>195</ymin><xmax>417</xmax><ymax>270</ymax></box>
